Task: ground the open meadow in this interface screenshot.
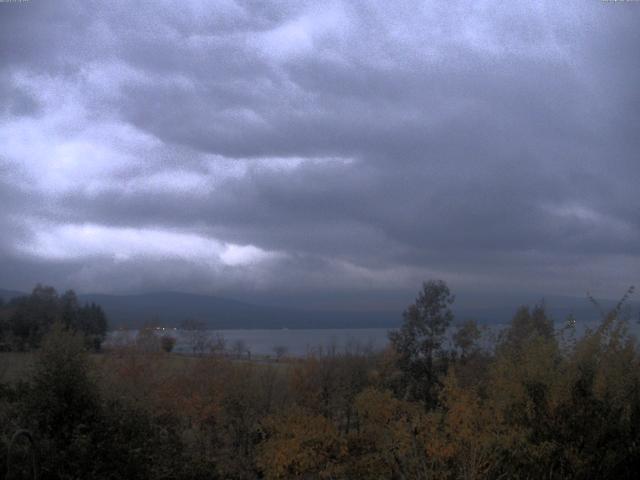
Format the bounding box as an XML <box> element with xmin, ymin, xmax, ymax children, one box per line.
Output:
<box><xmin>0</xmin><ymin>352</ymin><xmax>36</xmax><ymax>384</ymax></box>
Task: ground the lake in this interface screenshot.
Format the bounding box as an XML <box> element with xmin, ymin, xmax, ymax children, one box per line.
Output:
<box><xmin>106</xmin><ymin>318</ymin><xmax>640</xmax><ymax>358</ymax></box>
<box><xmin>108</xmin><ymin>328</ymin><xmax>393</xmax><ymax>357</ymax></box>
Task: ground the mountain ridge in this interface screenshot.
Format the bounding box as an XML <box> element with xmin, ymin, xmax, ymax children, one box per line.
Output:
<box><xmin>1</xmin><ymin>288</ymin><xmax>638</xmax><ymax>330</ymax></box>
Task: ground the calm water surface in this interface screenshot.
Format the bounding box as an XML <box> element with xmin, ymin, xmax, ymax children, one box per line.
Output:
<box><xmin>108</xmin><ymin>328</ymin><xmax>391</xmax><ymax>357</ymax></box>
<box><xmin>107</xmin><ymin>320</ymin><xmax>639</xmax><ymax>357</ymax></box>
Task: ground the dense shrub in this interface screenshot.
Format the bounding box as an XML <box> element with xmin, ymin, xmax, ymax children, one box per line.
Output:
<box><xmin>161</xmin><ymin>335</ymin><xmax>177</xmax><ymax>353</ymax></box>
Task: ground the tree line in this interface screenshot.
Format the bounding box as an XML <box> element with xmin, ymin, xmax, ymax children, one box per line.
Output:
<box><xmin>1</xmin><ymin>280</ymin><xmax>639</xmax><ymax>479</ymax></box>
<box><xmin>0</xmin><ymin>284</ymin><xmax>108</xmax><ymax>352</ymax></box>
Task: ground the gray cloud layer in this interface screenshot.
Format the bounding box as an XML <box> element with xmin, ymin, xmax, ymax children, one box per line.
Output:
<box><xmin>1</xmin><ymin>0</ymin><xmax>639</xmax><ymax>308</ymax></box>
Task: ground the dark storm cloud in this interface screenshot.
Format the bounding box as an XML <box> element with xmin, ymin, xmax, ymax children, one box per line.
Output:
<box><xmin>0</xmin><ymin>0</ymin><xmax>638</xmax><ymax>304</ymax></box>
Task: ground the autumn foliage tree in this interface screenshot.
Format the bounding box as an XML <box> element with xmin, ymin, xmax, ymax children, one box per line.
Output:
<box><xmin>258</xmin><ymin>407</ymin><xmax>344</xmax><ymax>479</ymax></box>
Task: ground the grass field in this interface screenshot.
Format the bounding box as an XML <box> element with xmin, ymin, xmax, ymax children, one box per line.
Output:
<box><xmin>0</xmin><ymin>352</ymin><xmax>36</xmax><ymax>383</ymax></box>
<box><xmin>0</xmin><ymin>350</ymin><xmax>291</xmax><ymax>386</ymax></box>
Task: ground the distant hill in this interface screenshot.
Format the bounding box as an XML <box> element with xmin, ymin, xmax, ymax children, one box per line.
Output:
<box><xmin>78</xmin><ymin>292</ymin><xmax>399</xmax><ymax>329</ymax></box>
<box><xmin>454</xmin><ymin>293</ymin><xmax>640</xmax><ymax>327</ymax></box>
<box><xmin>80</xmin><ymin>291</ymin><xmax>639</xmax><ymax>330</ymax></box>
<box><xmin>1</xmin><ymin>288</ymin><xmax>638</xmax><ymax>330</ymax></box>
<box><xmin>0</xmin><ymin>289</ymin><xmax>25</xmax><ymax>302</ymax></box>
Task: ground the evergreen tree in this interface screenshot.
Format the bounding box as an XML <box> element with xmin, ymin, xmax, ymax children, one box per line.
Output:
<box><xmin>8</xmin><ymin>285</ymin><xmax>60</xmax><ymax>350</ymax></box>
<box><xmin>389</xmin><ymin>280</ymin><xmax>455</xmax><ymax>407</ymax></box>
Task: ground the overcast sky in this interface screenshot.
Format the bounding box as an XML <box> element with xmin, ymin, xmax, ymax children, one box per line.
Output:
<box><xmin>1</xmin><ymin>0</ymin><xmax>638</xmax><ymax>309</ymax></box>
